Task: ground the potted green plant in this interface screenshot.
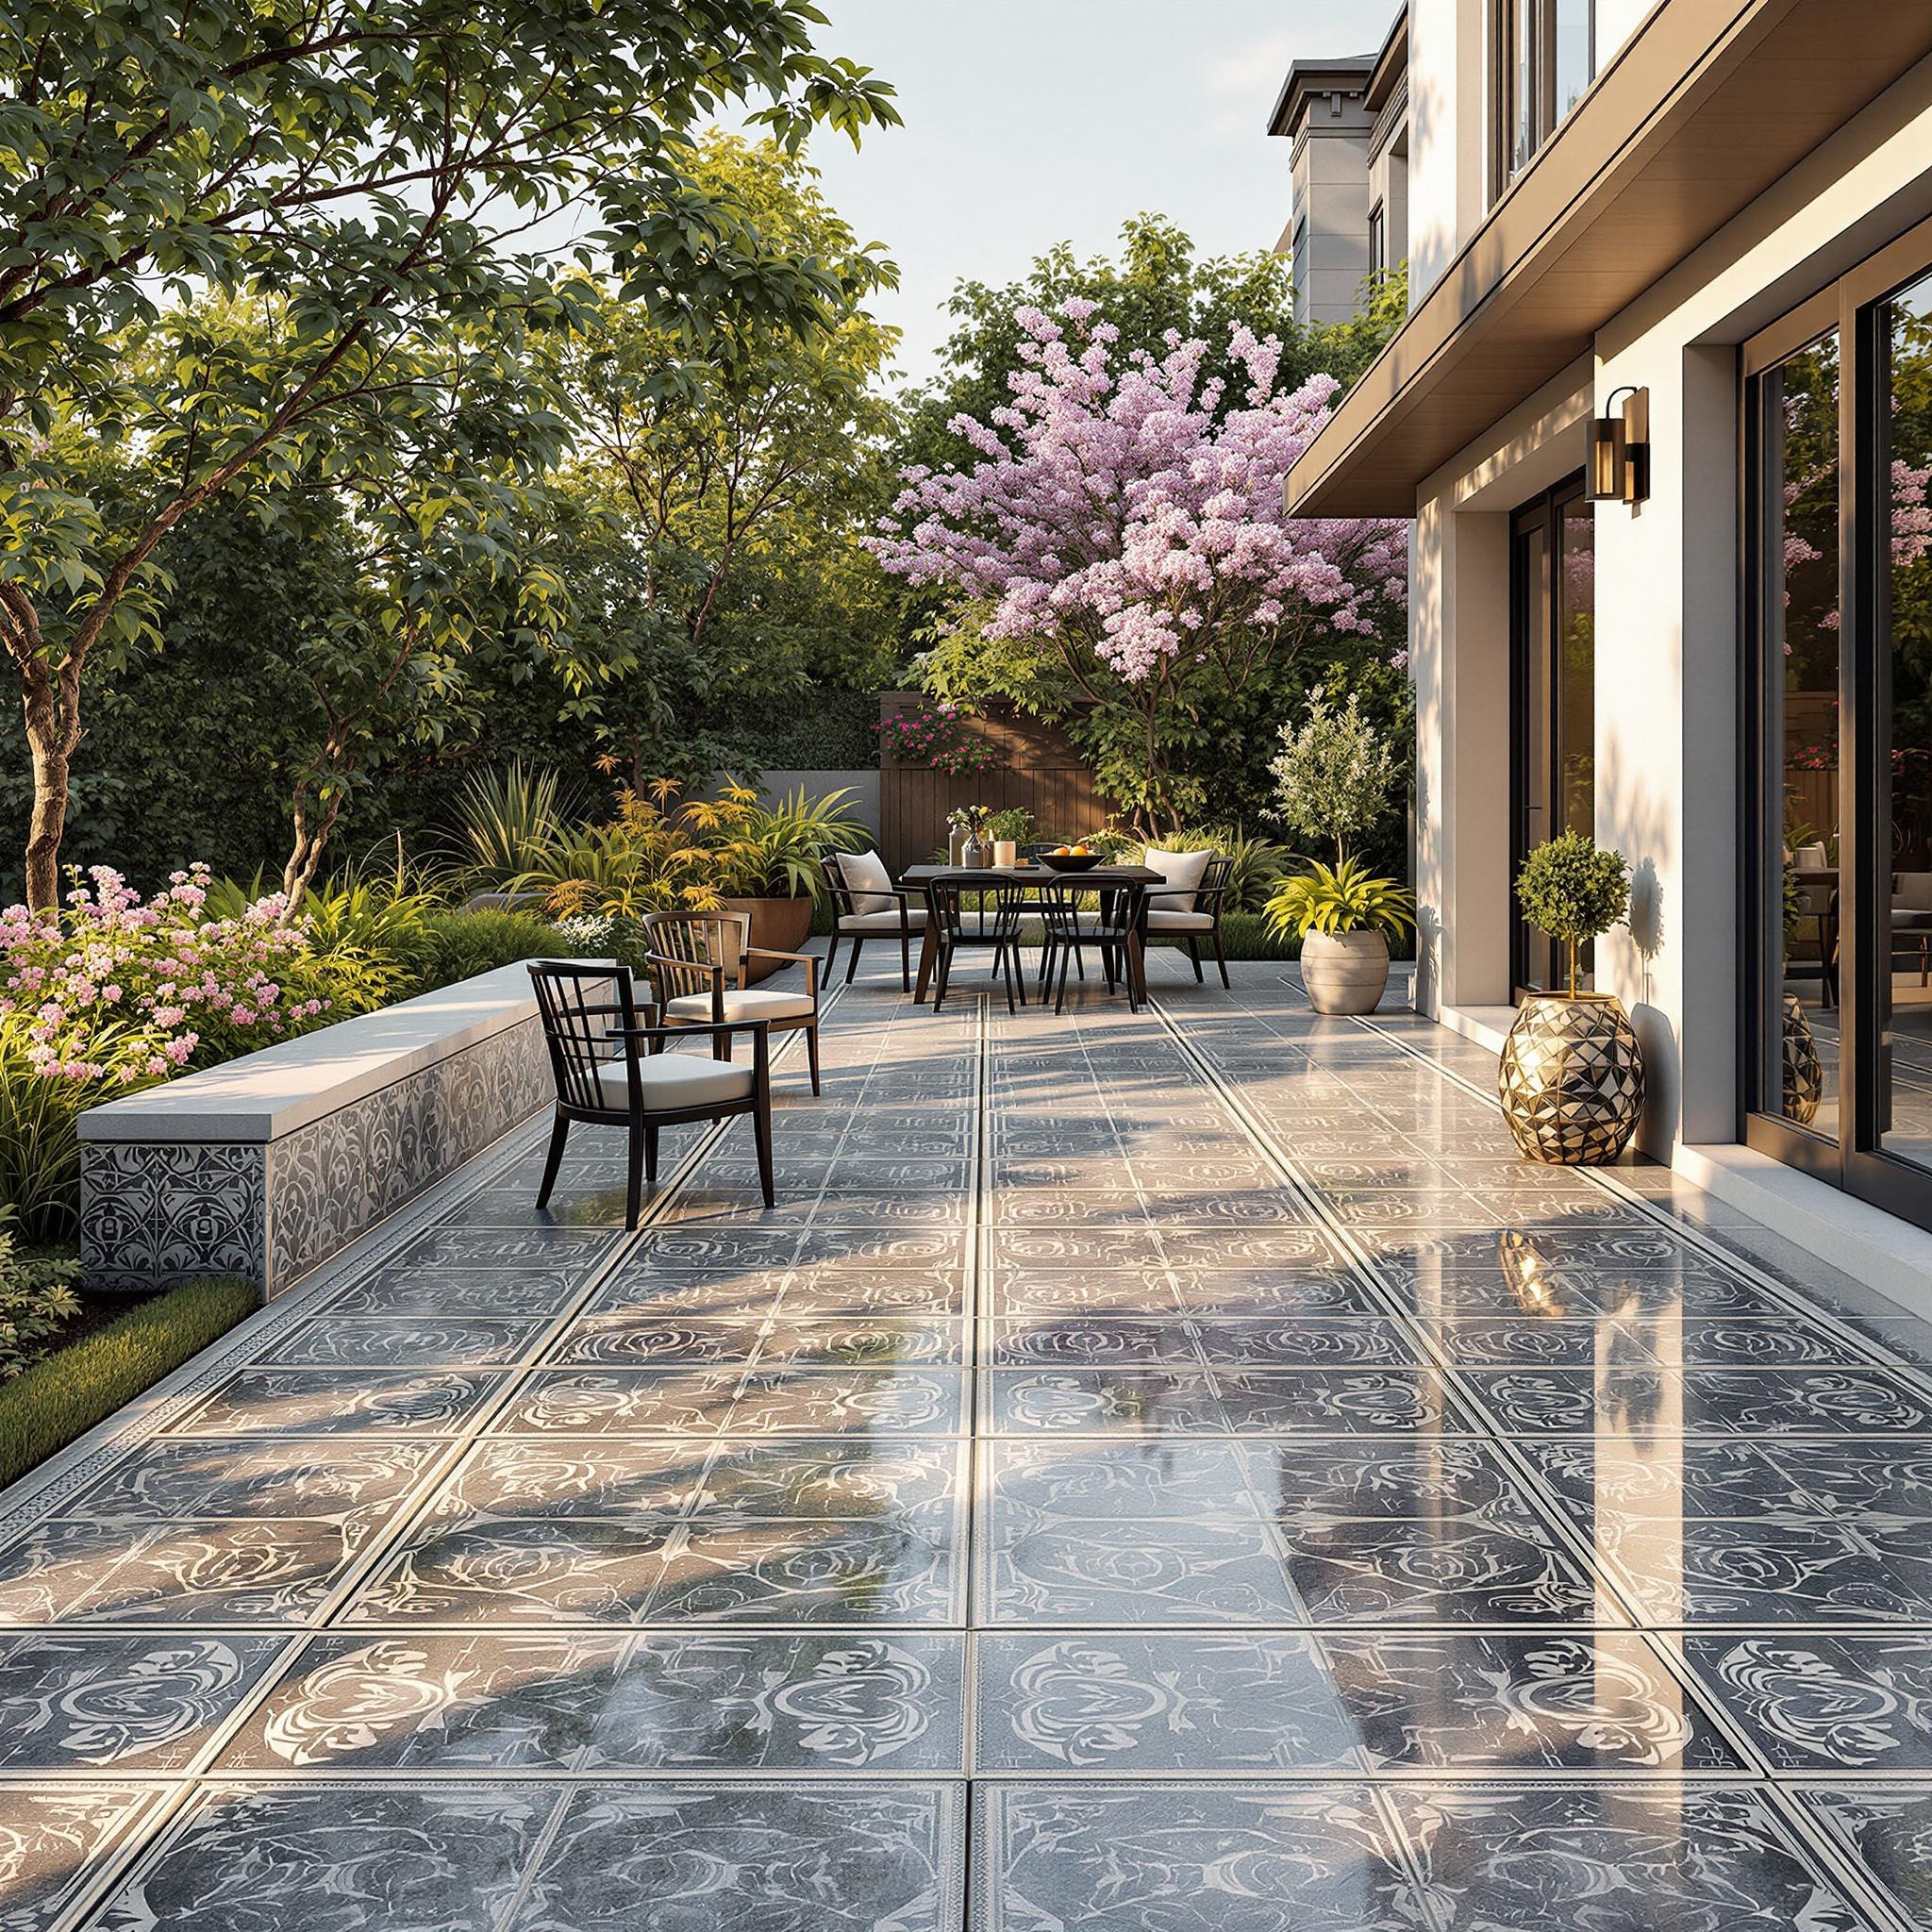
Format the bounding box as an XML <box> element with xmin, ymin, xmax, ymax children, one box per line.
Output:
<box><xmin>704</xmin><ymin>784</ymin><xmax>868</xmax><ymax>981</ymax></box>
<box><xmin>1267</xmin><ymin>688</ymin><xmax>1410</xmax><ymax>1014</ymax></box>
<box><xmin>983</xmin><ymin>807</ymin><xmax>1034</xmax><ymax>867</ymax></box>
<box><xmin>1502</xmin><ymin>830</ymin><xmax>1645</xmax><ymax>1163</ymax></box>
<box><xmin>1265</xmin><ymin>858</ymin><xmax>1416</xmax><ymax>1014</ymax></box>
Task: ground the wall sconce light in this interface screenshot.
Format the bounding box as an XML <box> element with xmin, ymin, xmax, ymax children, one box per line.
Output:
<box><xmin>1589</xmin><ymin>385</ymin><xmax>1650</xmax><ymax>505</ymax></box>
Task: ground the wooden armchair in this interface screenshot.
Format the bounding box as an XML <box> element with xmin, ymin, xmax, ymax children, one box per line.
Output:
<box><xmin>821</xmin><ymin>851</ymin><xmax>925</xmax><ymax>991</ymax></box>
<box><xmin>638</xmin><ymin>911</ymin><xmax>823</xmax><ymax>1095</ymax></box>
<box><xmin>527</xmin><ymin>961</ymin><xmax>774</xmax><ymax>1225</ymax></box>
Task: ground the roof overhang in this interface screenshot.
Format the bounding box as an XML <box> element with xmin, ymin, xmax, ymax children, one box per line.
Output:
<box><xmin>1266</xmin><ymin>56</ymin><xmax>1376</xmax><ymax>140</ymax></box>
<box><xmin>1285</xmin><ymin>0</ymin><xmax>1932</xmax><ymax>517</ymax></box>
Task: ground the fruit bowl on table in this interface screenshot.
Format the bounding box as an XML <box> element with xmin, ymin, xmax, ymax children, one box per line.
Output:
<box><xmin>1036</xmin><ymin>850</ymin><xmax>1104</xmax><ymax>873</ymax></box>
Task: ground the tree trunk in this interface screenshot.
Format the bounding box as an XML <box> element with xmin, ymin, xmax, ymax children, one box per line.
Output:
<box><xmin>19</xmin><ymin>652</ymin><xmax>78</xmax><ymax>914</ymax></box>
<box><xmin>281</xmin><ymin>787</ymin><xmax>341</xmax><ymax>910</ymax></box>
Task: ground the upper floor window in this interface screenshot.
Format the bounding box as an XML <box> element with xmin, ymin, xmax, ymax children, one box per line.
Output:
<box><xmin>1368</xmin><ymin>203</ymin><xmax>1387</xmax><ymax>276</ymax></box>
<box><xmin>1502</xmin><ymin>0</ymin><xmax>1594</xmax><ymax>184</ymax></box>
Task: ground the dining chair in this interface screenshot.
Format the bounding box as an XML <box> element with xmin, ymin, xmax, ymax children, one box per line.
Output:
<box><xmin>1144</xmin><ymin>852</ymin><xmax>1234</xmax><ymax>988</ymax></box>
<box><xmin>1038</xmin><ymin>877</ymin><xmax>1149</xmax><ymax>1014</ymax></box>
<box><xmin>923</xmin><ymin>876</ymin><xmax>1029</xmax><ymax>1014</ymax></box>
<box><xmin>638</xmin><ymin>911</ymin><xmax>823</xmax><ymax>1095</ymax></box>
<box><xmin>527</xmin><ymin>961</ymin><xmax>774</xmax><ymax>1227</ymax></box>
<box><xmin>822</xmin><ymin>851</ymin><xmax>925</xmax><ymax>991</ymax></box>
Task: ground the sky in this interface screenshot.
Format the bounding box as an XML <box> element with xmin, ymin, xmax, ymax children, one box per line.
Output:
<box><xmin>791</xmin><ymin>0</ymin><xmax>1404</xmax><ymax>394</ymax></box>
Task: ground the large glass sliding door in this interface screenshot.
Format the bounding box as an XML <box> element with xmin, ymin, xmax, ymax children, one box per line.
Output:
<box><xmin>1511</xmin><ymin>476</ymin><xmax>1595</xmax><ymax>994</ymax></box>
<box><xmin>1746</xmin><ymin>222</ymin><xmax>1932</xmax><ymax>1228</ymax></box>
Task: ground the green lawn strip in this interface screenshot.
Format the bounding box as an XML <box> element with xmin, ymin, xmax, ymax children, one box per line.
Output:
<box><xmin>0</xmin><ymin>1276</ymin><xmax>257</xmax><ymax>1491</ymax></box>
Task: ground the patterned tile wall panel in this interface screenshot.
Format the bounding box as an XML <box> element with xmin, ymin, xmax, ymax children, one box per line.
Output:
<box><xmin>82</xmin><ymin>1016</ymin><xmax>550</xmax><ymax>1299</ymax></box>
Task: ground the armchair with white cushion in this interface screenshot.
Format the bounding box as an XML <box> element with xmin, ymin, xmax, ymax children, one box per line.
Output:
<box><xmin>638</xmin><ymin>910</ymin><xmax>823</xmax><ymax>1095</ymax></box>
<box><xmin>527</xmin><ymin>960</ymin><xmax>774</xmax><ymax>1227</ymax></box>
<box><xmin>1141</xmin><ymin>848</ymin><xmax>1234</xmax><ymax>988</ymax></box>
<box><xmin>1895</xmin><ymin>871</ymin><xmax>1932</xmax><ymax>986</ymax></box>
<box><xmin>822</xmin><ymin>850</ymin><xmax>925</xmax><ymax>991</ymax></box>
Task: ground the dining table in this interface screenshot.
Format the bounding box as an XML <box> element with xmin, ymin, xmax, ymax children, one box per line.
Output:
<box><xmin>898</xmin><ymin>861</ymin><xmax>1166</xmax><ymax>1007</ymax></box>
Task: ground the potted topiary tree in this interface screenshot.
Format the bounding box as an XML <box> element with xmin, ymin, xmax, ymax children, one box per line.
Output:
<box><xmin>1501</xmin><ymin>830</ymin><xmax>1645</xmax><ymax>1163</ymax></box>
<box><xmin>1267</xmin><ymin>688</ymin><xmax>1410</xmax><ymax>1014</ymax></box>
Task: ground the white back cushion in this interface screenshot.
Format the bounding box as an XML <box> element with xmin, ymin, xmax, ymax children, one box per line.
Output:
<box><xmin>1896</xmin><ymin>871</ymin><xmax>1932</xmax><ymax>913</ymax></box>
<box><xmin>1142</xmin><ymin>847</ymin><xmax>1212</xmax><ymax>913</ymax></box>
<box><xmin>838</xmin><ymin>849</ymin><xmax>896</xmax><ymax>915</ymax></box>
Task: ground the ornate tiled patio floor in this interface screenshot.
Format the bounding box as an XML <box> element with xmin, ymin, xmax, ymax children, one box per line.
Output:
<box><xmin>7</xmin><ymin>958</ymin><xmax>1932</xmax><ymax>1929</ymax></box>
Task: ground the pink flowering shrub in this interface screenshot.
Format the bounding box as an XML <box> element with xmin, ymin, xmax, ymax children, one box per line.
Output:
<box><xmin>0</xmin><ymin>865</ymin><xmax>339</xmax><ymax>1238</ymax></box>
<box><xmin>870</xmin><ymin>301</ymin><xmax>1407</xmax><ymax>826</ymax></box>
<box><xmin>875</xmin><ymin>702</ymin><xmax>1002</xmax><ymax>777</ymax></box>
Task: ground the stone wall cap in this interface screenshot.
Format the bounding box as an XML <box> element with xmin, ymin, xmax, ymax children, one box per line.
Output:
<box><xmin>77</xmin><ymin>958</ymin><xmax>601</xmax><ymax>1143</ymax></box>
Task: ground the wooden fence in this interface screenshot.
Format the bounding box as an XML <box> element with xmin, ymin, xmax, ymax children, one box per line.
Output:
<box><xmin>876</xmin><ymin>694</ymin><xmax>1102</xmax><ymax>875</ymax></box>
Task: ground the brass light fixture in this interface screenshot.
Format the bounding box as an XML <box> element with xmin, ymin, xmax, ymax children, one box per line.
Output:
<box><xmin>1588</xmin><ymin>384</ymin><xmax>1650</xmax><ymax>504</ymax></box>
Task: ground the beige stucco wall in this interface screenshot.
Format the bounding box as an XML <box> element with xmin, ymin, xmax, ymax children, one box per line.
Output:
<box><xmin>1410</xmin><ymin>50</ymin><xmax>1932</xmax><ymax>1159</ymax></box>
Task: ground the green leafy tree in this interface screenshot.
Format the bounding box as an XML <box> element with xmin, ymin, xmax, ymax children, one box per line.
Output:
<box><xmin>0</xmin><ymin>0</ymin><xmax>897</xmax><ymax>908</ymax></box>
<box><xmin>1516</xmin><ymin>830</ymin><xmax>1631</xmax><ymax>998</ymax></box>
<box><xmin>1269</xmin><ymin>686</ymin><xmax>1404</xmax><ymax>866</ymax></box>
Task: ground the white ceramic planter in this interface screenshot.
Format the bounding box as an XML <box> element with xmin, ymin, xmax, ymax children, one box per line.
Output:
<box><xmin>1300</xmin><ymin>929</ymin><xmax>1391</xmax><ymax>1014</ymax></box>
<box><xmin>992</xmin><ymin>841</ymin><xmax>1019</xmax><ymax>867</ymax></box>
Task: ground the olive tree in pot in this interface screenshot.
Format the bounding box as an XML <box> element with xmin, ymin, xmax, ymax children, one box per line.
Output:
<box><xmin>1266</xmin><ymin>688</ymin><xmax>1410</xmax><ymax>1014</ymax></box>
<box><xmin>1501</xmin><ymin>831</ymin><xmax>1645</xmax><ymax>1163</ymax></box>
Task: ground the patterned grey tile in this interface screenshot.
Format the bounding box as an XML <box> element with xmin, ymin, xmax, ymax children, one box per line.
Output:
<box><xmin>975</xmin><ymin>1634</ymin><xmax>1359</xmax><ymax>1772</ymax></box>
<box><xmin>506</xmin><ymin>1785</ymin><xmax>963</xmax><ymax>1932</ymax></box>
<box><xmin>1685</xmin><ymin>1635</ymin><xmax>1932</xmax><ymax>1773</ymax></box>
<box><xmin>58</xmin><ymin>1441</ymin><xmax>440</xmax><ymax>1523</ymax></box>
<box><xmin>93</xmin><ymin>1783</ymin><xmax>557</xmax><ymax>1930</ymax></box>
<box><xmin>974</xmin><ymin>1785</ymin><xmax>1423</xmax><ymax>1932</ymax></box>
<box><xmin>255</xmin><ymin>1316</ymin><xmax>546</xmax><ymax>1367</ymax></box>
<box><xmin>1458</xmin><ymin>1364</ymin><xmax>1932</xmax><ymax>1436</ymax></box>
<box><xmin>1390</xmin><ymin>1783</ymin><xmax>1874</xmax><ymax>1931</ymax></box>
<box><xmin>1324</xmin><ymin>1631</ymin><xmax>1744</xmax><ymax>1772</ymax></box>
<box><xmin>320</xmin><ymin>1268</ymin><xmax>591</xmax><ymax>1317</ymax></box>
<box><xmin>0</xmin><ymin>1632</ymin><xmax>286</xmax><ymax>1772</ymax></box>
<box><xmin>164</xmin><ymin>1367</ymin><xmax>503</xmax><ymax>1438</ymax></box>
<box><xmin>501</xmin><ymin>1368</ymin><xmax>965</xmax><ymax>1437</ymax></box>
<box><xmin>0</xmin><ymin>1786</ymin><xmax>167</xmax><ymax>1932</ymax></box>
<box><xmin>643</xmin><ymin>1518</ymin><xmax>961</xmax><ymax>1624</ymax></box>
<box><xmin>1795</xmin><ymin>1785</ymin><xmax>1932</xmax><ymax>1931</ymax></box>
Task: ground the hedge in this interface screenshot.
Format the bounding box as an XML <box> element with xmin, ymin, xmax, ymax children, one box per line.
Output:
<box><xmin>0</xmin><ymin>1277</ymin><xmax>258</xmax><ymax>1490</ymax></box>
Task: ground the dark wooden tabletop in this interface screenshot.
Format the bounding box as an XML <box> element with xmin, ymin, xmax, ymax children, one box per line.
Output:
<box><xmin>898</xmin><ymin>862</ymin><xmax>1164</xmax><ymax>885</ymax></box>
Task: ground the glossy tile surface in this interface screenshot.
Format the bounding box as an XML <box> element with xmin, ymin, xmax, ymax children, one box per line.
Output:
<box><xmin>6</xmin><ymin>959</ymin><xmax>1931</xmax><ymax>1928</ymax></box>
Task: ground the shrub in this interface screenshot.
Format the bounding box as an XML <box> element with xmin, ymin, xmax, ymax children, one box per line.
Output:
<box><xmin>1265</xmin><ymin>857</ymin><xmax>1417</xmax><ymax>941</ymax></box>
<box><xmin>876</xmin><ymin>702</ymin><xmax>1002</xmax><ymax>776</ymax></box>
<box><xmin>0</xmin><ymin>1276</ymin><xmax>256</xmax><ymax>1490</ymax></box>
<box><xmin>0</xmin><ymin>1216</ymin><xmax>83</xmax><ymax>1377</ymax></box>
<box><xmin>1515</xmin><ymin>830</ymin><xmax>1630</xmax><ymax>997</ymax></box>
<box><xmin>454</xmin><ymin>759</ymin><xmax>571</xmax><ymax>887</ymax></box>
<box><xmin>414</xmin><ymin>910</ymin><xmax>576</xmax><ymax>991</ymax></box>
<box><xmin>1269</xmin><ymin>687</ymin><xmax>1403</xmax><ymax>866</ymax></box>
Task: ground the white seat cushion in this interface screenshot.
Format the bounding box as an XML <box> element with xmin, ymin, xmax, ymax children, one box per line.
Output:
<box><xmin>665</xmin><ymin>989</ymin><xmax>816</xmax><ymax>1024</ymax></box>
<box><xmin>1142</xmin><ymin>847</ymin><xmax>1212</xmax><ymax>912</ymax></box>
<box><xmin>838</xmin><ymin>908</ymin><xmax>927</xmax><ymax>933</ymax></box>
<box><xmin>594</xmin><ymin>1052</ymin><xmax>755</xmax><ymax>1111</ymax></box>
<box><xmin>1146</xmin><ymin>908</ymin><xmax>1215</xmax><ymax>933</ymax></box>
<box><xmin>837</xmin><ymin>849</ymin><xmax>897</xmax><ymax>915</ymax></box>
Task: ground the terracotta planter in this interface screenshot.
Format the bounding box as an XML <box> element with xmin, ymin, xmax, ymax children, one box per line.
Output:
<box><xmin>1300</xmin><ymin>929</ymin><xmax>1391</xmax><ymax>1015</ymax></box>
<box><xmin>720</xmin><ymin>895</ymin><xmax>814</xmax><ymax>984</ymax></box>
<box><xmin>1498</xmin><ymin>991</ymin><xmax>1645</xmax><ymax>1164</ymax></box>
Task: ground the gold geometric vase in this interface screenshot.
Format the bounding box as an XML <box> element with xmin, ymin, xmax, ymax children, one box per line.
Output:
<box><xmin>1498</xmin><ymin>992</ymin><xmax>1645</xmax><ymax>1164</ymax></box>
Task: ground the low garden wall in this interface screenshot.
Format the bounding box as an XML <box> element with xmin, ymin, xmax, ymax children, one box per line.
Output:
<box><xmin>77</xmin><ymin>960</ymin><xmax>566</xmax><ymax>1299</ymax></box>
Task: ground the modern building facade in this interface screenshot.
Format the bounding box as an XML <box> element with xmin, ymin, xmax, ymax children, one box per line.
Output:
<box><xmin>1278</xmin><ymin>0</ymin><xmax>1932</xmax><ymax>1283</ymax></box>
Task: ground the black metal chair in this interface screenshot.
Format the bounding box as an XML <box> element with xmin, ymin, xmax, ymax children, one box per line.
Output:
<box><xmin>527</xmin><ymin>961</ymin><xmax>774</xmax><ymax>1227</ymax></box>
<box><xmin>1038</xmin><ymin>878</ymin><xmax>1149</xmax><ymax>1013</ymax></box>
<box><xmin>1145</xmin><ymin>854</ymin><xmax>1235</xmax><ymax>989</ymax></box>
<box><xmin>821</xmin><ymin>852</ymin><xmax>924</xmax><ymax>991</ymax></box>
<box><xmin>922</xmin><ymin>877</ymin><xmax>1029</xmax><ymax>1013</ymax></box>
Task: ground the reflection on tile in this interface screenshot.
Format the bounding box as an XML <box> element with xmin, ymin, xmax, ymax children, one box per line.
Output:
<box><xmin>1795</xmin><ymin>1785</ymin><xmax>1932</xmax><ymax>1931</ymax></box>
<box><xmin>257</xmin><ymin>1316</ymin><xmax>546</xmax><ymax>1367</ymax></box>
<box><xmin>59</xmin><ymin>1441</ymin><xmax>439</xmax><ymax>1523</ymax></box>
<box><xmin>507</xmin><ymin>1785</ymin><xmax>962</xmax><ymax>1932</ymax></box>
<box><xmin>501</xmin><ymin>1367</ymin><xmax>966</xmax><ymax>1436</ymax></box>
<box><xmin>1391</xmin><ymin>1784</ymin><xmax>1871</xmax><ymax>1931</ymax></box>
<box><xmin>988</xmin><ymin>1368</ymin><xmax>1462</xmax><ymax>1437</ymax></box>
<box><xmin>1460</xmin><ymin>1364</ymin><xmax>1932</xmax><ymax>1436</ymax></box>
<box><xmin>1324</xmin><ymin>1632</ymin><xmax>1741</xmax><ymax>1772</ymax></box>
<box><xmin>0</xmin><ymin>1632</ymin><xmax>286</xmax><ymax>1772</ymax></box>
<box><xmin>165</xmin><ymin>1367</ymin><xmax>502</xmax><ymax>1437</ymax></box>
<box><xmin>974</xmin><ymin>1784</ymin><xmax>1424</xmax><ymax>1932</ymax></box>
<box><xmin>219</xmin><ymin>1632</ymin><xmax>963</xmax><ymax>1773</ymax></box>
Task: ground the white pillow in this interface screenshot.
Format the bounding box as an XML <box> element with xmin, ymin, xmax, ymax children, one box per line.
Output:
<box><xmin>1142</xmin><ymin>847</ymin><xmax>1212</xmax><ymax>913</ymax></box>
<box><xmin>837</xmin><ymin>849</ymin><xmax>896</xmax><ymax>915</ymax></box>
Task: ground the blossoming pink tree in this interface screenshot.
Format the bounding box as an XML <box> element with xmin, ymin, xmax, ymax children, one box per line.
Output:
<box><xmin>869</xmin><ymin>301</ymin><xmax>1408</xmax><ymax>830</ymax></box>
